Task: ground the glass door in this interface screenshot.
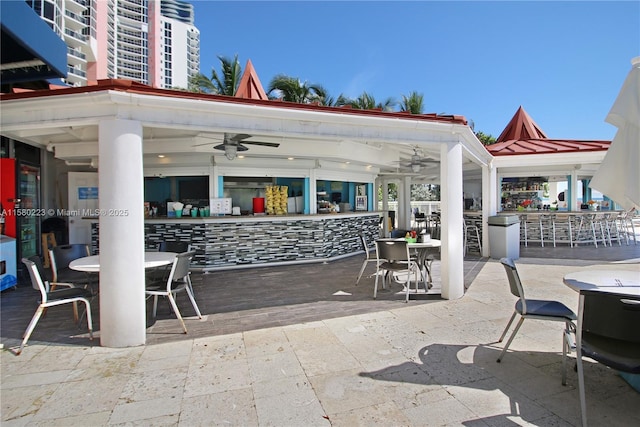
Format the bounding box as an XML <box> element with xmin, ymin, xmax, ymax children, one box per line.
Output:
<box><xmin>17</xmin><ymin>162</ymin><xmax>40</xmax><ymax>260</ymax></box>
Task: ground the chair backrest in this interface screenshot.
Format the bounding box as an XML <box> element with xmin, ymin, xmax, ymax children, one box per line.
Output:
<box><xmin>50</xmin><ymin>244</ymin><xmax>89</xmax><ymax>271</ymax></box>
<box><xmin>158</xmin><ymin>241</ymin><xmax>190</xmax><ymax>253</ymax></box>
<box><xmin>376</xmin><ymin>239</ymin><xmax>410</xmax><ymax>263</ymax></box>
<box><xmin>21</xmin><ymin>257</ymin><xmax>48</xmax><ymax>302</ymax></box>
<box><xmin>360</xmin><ymin>234</ymin><xmax>372</xmax><ymax>259</ymax></box>
<box><xmin>580</xmin><ymin>290</ymin><xmax>640</xmax><ymax>344</ymax></box>
<box><xmin>166</xmin><ymin>250</ymin><xmax>195</xmax><ymax>289</ymax></box>
<box><xmin>500</xmin><ymin>257</ymin><xmax>527</xmax><ymax>310</ymax></box>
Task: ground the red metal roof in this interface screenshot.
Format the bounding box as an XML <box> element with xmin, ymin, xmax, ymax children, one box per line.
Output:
<box><xmin>1</xmin><ymin>78</ymin><xmax>467</xmax><ymax>125</ymax></box>
<box><xmin>235</xmin><ymin>59</ymin><xmax>268</xmax><ymax>100</ymax></box>
<box><xmin>486</xmin><ymin>138</ymin><xmax>611</xmax><ymax>155</ymax></box>
<box><xmin>487</xmin><ymin>106</ymin><xmax>611</xmax><ymax>155</ymax></box>
<box><xmin>496</xmin><ymin>106</ymin><xmax>548</xmax><ymax>142</ymax></box>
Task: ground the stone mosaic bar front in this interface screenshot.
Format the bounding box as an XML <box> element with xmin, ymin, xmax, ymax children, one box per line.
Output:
<box><xmin>90</xmin><ymin>212</ymin><xmax>381</xmax><ymax>271</ymax></box>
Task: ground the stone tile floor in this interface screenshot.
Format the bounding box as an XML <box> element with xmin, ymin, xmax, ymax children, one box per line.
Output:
<box><xmin>1</xmin><ymin>243</ymin><xmax>639</xmax><ymax>426</ymax></box>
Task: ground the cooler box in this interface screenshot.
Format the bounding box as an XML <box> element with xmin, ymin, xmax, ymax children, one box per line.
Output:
<box><xmin>488</xmin><ymin>215</ymin><xmax>520</xmax><ymax>260</ymax></box>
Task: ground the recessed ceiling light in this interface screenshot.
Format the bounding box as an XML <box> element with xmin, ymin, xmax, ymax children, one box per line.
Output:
<box><xmin>288</xmin><ymin>157</ymin><xmax>295</xmax><ymax>160</ymax></box>
<box><xmin>237</xmin><ymin>155</ymin><xmax>245</xmax><ymax>159</ymax></box>
<box><xmin>157</xmin><ymin>154</ymin><xmax>165</xmax><ymax>158</ymax></box>
<box><xmin>345</xmin><ymin>161</ymin><xmax>351</xmax><ymax>164</ymax></box>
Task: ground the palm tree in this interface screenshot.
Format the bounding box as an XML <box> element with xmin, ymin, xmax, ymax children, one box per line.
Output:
<box><xmin>339</xmin><ymin>91</ymin><xmax>396</xmax><ymax>111</ymax></box>
<box><xmin>400</xmin><ymin>91</ymin><xmax>424</xmax><ymax>114</ymax></box>
<box><xmin>188</xmin><ymin>54</ymin><xmax>242</xmax><ymax>95</ymax></box>
<box><xmin>267</xmin><ymin>74</ymin><xmax>328</xmax><ymax>104</ymax></box>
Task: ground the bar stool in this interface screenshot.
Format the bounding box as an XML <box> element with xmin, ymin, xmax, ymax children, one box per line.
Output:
<box><xmin>522</xmin><ymin>214</ymin><xmax>552</xmax><ymax>247</ymax></box>
<box><xmin>603</xmin><ymin>212</ymin><xmax>622</xmax><ymax>246</ymax></box>
<box><xmin>574</xmin><ymin>213</ymin><xmax>607</xmax><ymax>248</ymax></box>
<box><xmin>552</xmin><ymin>213</ymin><xmax>574</xmax><ymax>247</ymax></box>
<box><xmin>464</xmin><ymin>218</ymin><xmax>482</xmax><ymax>255</ymax></box>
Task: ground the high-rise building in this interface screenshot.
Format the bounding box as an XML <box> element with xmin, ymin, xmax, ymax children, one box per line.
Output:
<box><xmin>159</xmin><ymin>0</ymin><xmax>200</xmax><ymax>89</ymax></box>
<box><xmin>24</xmin><ymin>0</ymin><xmax>199</xmax><ymax>88</ymax></box>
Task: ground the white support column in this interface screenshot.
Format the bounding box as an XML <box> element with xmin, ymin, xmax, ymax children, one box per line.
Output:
<box><xmin>98</xmin><ymin>119</ymin><xmax>146</xmax><ymax>347</ymax></box>
<box><xmin>569</xmin><ymin>170</ymin><xmax>579</xmax><ymax>211</ymax></box>
<box><xmin>440</xmin><ymin>142</ymin><xmax>465</xmax><ymax>299</ymax></box>
<box><xmin>482</xmin><ymin>161</ymin><xmax>497</xmax><ymax>257</ymax></box>
<box><xmin>382</xmin><ymin>179</ymin><xmax>390</xmax><ymax>236</ymax></box>
<box><xmin>400</xmin><ymin>176</ymin><xmax>412</xmax><ymax>230</ymax></box>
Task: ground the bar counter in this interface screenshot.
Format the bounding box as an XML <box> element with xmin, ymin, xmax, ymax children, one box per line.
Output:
<box><xmin>90</xmin><ymin>212</ymin><xmax>381</xmax><ymax>271</ymax></box>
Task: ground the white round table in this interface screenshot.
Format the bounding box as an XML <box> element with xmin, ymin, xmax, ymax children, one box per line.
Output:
<box><xmin>563</xmin><ymin>269</ymin><xmax>640</xmax><ymax>296</ymax></box>
<box><xmin>70</xmin><ymin>252</ymin><xmax>177</xmax><ymax>273</ymax></box>
<box><xmin>408</xmin><ymin>239</ymin><xmax>441</xmax><ymax>288</ymax></box>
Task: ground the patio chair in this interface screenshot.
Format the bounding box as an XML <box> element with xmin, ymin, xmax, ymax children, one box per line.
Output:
<box><xmin>355</xmin><ymin>233</ymin><xmax>378</xmax><ymax>285</ymax></box>
<box><xmin>576</xmin><ymin>289</ymin><xmax>640</xmax><ymax>427</ymax></box>
<box><xmin>374</xmin><ymin>238</ymin><xmax>419</xmax><ymax>303</ymax></box>
<box><xmin>145</xmin><ymin>250</ymin><xmax>202</xmax><ymax>333</ymax></box>
<box><xmin>496</xmin><ymin>258</ymin><xmax>576</xmax><ymax>385</ymax></box>
<box><xmin>49</xmin><ymin>244</ymin><xmax>93</xmax><ymax>289</ymax></box>
<box><xmin>18</xmin><ymin>257</ymin><xmax>93</xmax><ymax>355</ymax></box>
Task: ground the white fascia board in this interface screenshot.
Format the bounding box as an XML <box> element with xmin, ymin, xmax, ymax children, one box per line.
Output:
<box><xmin>108</xmin><ymin>91</ymin><xmax>465</xmax><ymax>146</ymax></box>
<box><xmin>144</xmin><ymin>165</ymin><xmax>210</xmax><ymax>177</ymax></box>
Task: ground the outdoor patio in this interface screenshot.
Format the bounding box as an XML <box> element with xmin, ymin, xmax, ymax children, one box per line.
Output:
<box><xmin>2</xmin><ymin>244</ymin><xmax>639</xmax><ymax>426</ymax></box>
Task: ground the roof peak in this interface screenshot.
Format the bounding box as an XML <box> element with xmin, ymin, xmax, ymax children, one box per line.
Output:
<box><xmin>496</xmin><ymin>106</ymin><xmax>548</xmax><ymax>142</ymax></box>
<box><xmin>234</xmin><ymin>59</ymin><xmax>268</xmax><ymax>100</ymax></box>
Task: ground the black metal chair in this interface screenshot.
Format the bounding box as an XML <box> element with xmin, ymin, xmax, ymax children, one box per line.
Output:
<box><xmin>18</xmin><ymin>257</ymin><xmax>93</xmax><ymax>355</ymax></box>
<box><xmin>374</xmin><ymin>238</ymin><xmax>419</xmax><ymax>303</ymax></box>
<box><xmin>496</xmin><ymin>258</ymin><xmax>576</xmax><ymax>385</ymax></box>
<box><xmin>49</xmin><ymin>244</ymin><xmax>91</xmax><ymax>284</ymax></box>
<box><xmin>576</xmin><ymin>289</ymin><xmax>640</xmax><ymax>427</ymax></box>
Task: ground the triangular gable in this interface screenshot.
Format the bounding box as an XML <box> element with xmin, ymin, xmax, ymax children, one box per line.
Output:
<box><xmin>496</xmin><ymin>106</ymin><xmax>548</xmax><ymax>142</ymax></box>
<box><xmin>235</xmin><ymin>59</ymin><xmax>268</xmax><ymax>100</ymax></box>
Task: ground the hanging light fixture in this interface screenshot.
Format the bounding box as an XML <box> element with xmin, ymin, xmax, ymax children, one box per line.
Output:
<box><xmin>411</xmin><ymin>163</ymin><xmax>421</xmax><ymax>173</ymax></box>
<box><xmin>224</xmin><ymin>144</ymin><xmax>237</xmax><ymax>160</ymax></box>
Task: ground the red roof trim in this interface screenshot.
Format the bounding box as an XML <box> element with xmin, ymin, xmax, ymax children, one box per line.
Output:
<box><xmin>0</xmin><ymin>79</ymin><xmax>467</xmax><ymax>125</ymax></box>
<box><xmin>486</xmin><ymin>138</ymin><xmax>610</xmax><ymax>155</ymax></box>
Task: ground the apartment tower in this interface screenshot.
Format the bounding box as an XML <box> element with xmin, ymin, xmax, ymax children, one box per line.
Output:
<box><xmin>25</xmin><ymin>0</ymin><xmax>199</xmax><ymax>88</ymax></box>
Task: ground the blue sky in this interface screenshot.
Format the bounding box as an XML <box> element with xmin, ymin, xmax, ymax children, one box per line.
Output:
<box><xmin>193</xmin><ymin>1</ymin><xmax>639</xmax><ymax>141</ymax></box>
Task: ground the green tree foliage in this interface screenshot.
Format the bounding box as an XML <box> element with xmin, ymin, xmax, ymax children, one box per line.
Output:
<box><xmin>400</xmin><ymin>91</ymin><xmax>424</xmax><ymax>114</ymax></box>
<box><xmin>475</xmin><ymin>131</ymin><xmax>497</xmax><ymax>145</ymax></box>
<box><xmin>411</xmin><ymin>184</ymin><xmax>440</xmax><ymax>201</ymax></box>
<box><xmin>267</xmin><ymin>74</ymin><xmax>328</xmax><ymax>104</ymax></box>
<box><xmin>338</xmin><ymin>91</ymin><xmax>396</xmax><ymax>111</ymax></box>
<box><xmin>188</xmin><ymin>54</ymin><xmax>242</xmax><ymax>95</ymax></box>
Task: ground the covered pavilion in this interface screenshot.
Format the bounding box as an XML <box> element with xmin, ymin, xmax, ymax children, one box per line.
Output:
<box><xmin>1</xmin><ymin>64</ymin><xmax>495</xmax><ymax>347</ymax></box>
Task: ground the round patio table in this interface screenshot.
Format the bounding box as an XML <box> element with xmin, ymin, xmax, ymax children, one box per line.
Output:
<box><xmin>70</xmin><ymin>252</ymin><xmax>177</xmax><ymax>273</ymax></box>
<box><xmin>563</xmin><ymin>269</ymin><xmax>640</xmax><ymax>296</ymax></box>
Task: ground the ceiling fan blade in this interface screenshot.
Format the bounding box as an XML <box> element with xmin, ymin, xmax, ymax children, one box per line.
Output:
<box><xmin>241</xmin><ymin>141</ymin><xmax>280</xmax><ymax>148</ymax></box>
<box><xmin>227</xmin><ymin>133</ymin><xmax>252</xmax><ymax>142</ymax></box>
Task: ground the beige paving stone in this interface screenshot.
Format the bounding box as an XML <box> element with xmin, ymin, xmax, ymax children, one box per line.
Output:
<box><xmin>108</xmin><ymin>396</ymin><xmax>182</xmax><ymax>424</ymax></box>
<box><xmin>252</xmin><ymin>373</ymin><xmax>315</xmax><ymax>399</ymax></box>
<box><xmin>0</xmin><ymin>383</ymin><xmax>59</xmax><ymax>424</ymax></box>
<box><xmin>119</xmin><ymin>366</ymin><xmax>188</xmax><ymax>402</ymax></box>
<box><xmin>309</xmin><ymin>368</ymin><xmax>389</xmax><ymax>415</ymax></box>
<box><xmin>284</xmin><ymin>322</ymin><xmax>342</xmax><ymax>350</ymax></box>
<box><xmin>190</xmin><ymin>333</ymin><xmax>245</xmax><ymax>363</ymax></box>
<box><xmin>184</xmin><ymin>358</ymin><xmax>251</xmax><ymax>397</ymax></box>
<box><xmin>243</xmin><ymin>327</ymin><xmax>292</xmax><ymax>358</ymax></box>
<box><xmin>1</xmin><ymin>369</ymin><xmax>73</xmax><ymax>389</ymax></box>
<box><xmin>294</xmin><ymin>343</ymin><xmax>361</xmax><ymax>377</ymax></box>
<box><xmin>30</xmin><ymin>374</ymin><xmax>129</xmax><ymax>420</ymax></box>
<box><xmin>28</xmin><ymin>410</ymin><xmax>111</xmax><ymax>426</ymax></box>
<box><xmin>111</xmin><ymin>413</ymin><xmax>180</xmax><ymax>426</ymax></box>
<box><xmin>401</xmin><ymin>392</ymin><xmax>478</xmax><ymax>426</ymax></box>
<box><xmin>327</xmin><ymin>400</ymin><xmax>412</xmax><ymax>426</ymax></box>
<box><xmin>254</xmin><ymin>387</ymin><xmax>329</xmax><ymax>427</ymax></box>
<box><xmin>179</xmin><ymin>387</ymin><xmax>257</xmax><ymax>426</ymax></box>
<box><xmin>138</xmin><ymin>339</ymin><xmax>194</xmax><ymax>362</ymax></box>
<box><xmin>247</xmin><ymin>349</ymin><xmax>305</xmax><ymax>383</ymax></box>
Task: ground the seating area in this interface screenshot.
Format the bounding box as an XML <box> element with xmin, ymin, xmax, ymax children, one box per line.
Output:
<box><xmin>2</xmin><ymin>244</ymin><xmax>639</xmax><ymax>425</ymax></box>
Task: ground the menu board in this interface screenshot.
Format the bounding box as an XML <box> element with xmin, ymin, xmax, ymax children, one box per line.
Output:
<box><xmin>210</xmin><ymin>198</ymin><xmax>232</xmax><ymax>215</ymax></box>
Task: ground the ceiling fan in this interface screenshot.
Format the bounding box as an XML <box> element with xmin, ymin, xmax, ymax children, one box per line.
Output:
<box><xmin>395</xmin><ymin>147</ymin><xmax>438</xmax><ymax>173</ymax></box>
<box><xmin>198</xmin><ymin>133</ymin><xmax>280</xmax><ymax>160</ymax></box>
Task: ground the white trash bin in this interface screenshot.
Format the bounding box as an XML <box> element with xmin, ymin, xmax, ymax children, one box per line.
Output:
<box><xmin>488</xmin><ymin>215</ymin><xmax>520</xmax><ymax>260</ymax></box>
